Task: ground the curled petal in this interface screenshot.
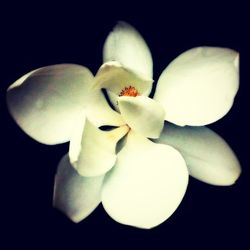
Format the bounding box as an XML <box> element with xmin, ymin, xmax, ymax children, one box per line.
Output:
<box><xmin>103</xmin><ymin>21</ymin><xmax>153</xmax><ymax>79</ymax></box>
<box><xmin>53</xmin><ymin>154</ymin><xmax>104</xmax><ymax>223</ymax></box>
<box><xmin>95</xmin><ymin>61</ymin><xmax>153</xmax><ymax>95</ymax></box>
<box><xmin>85</xmin><ymin>90</ymin><xmax>125</xmax><ymax>127</ymax></box>
<box><xmin>94</xmin><ymin>61</ymin><xmax>153</xmax><ymax>109</ymax></box>
<box><xmin>102</xmin><ymin>132</ymin><xmax>188</xmax><ymax>229</ymax></box>
<box><xmin>7</xmin><ymin>64</ymin><xmax>94</xmax><ymax>144</ymax></box>
<box><xmin>118</xmin><ymin>96</ymin><xmax>165</xmax><ymax>139</ymax></box>
<box><xmin>69</xmin><ymin>115</ymin><xmax>129</xmax><ymax>177</ymax></box>
<box><xmin>156</xmin><ymin>123</ymin><xmax>241</xmax><ymax>185</ymax></box>
<box><xmin>154</xmin><ymin>47</ymin><xmax>239</xmax><ymax>126</ymax></box>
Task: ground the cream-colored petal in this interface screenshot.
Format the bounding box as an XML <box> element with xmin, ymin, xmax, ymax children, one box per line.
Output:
<box><xmin>7</xmin><ymin>64</ymin><xmax>93</xmax><ymax>145</ymax></box>
<box><xmin>69</xmin><ymin>115</ymin><xmax>129</xmax><ymax>177</ymax></box>
<box><xmin>103</xmin><ymin>21</ymin><xmax>153</xmax><ymax>79</ymax></box>
<box><xmin>118</xmin><ymin>96</ymin><xmax>165</xmax><ymax>139</ymax></box>
<box><xmin>53</xmin><ymin>154</ymin><xmax>104</xmax><ymax>223</ymax></box>
<box><xmin>85</xmin><ymin>90</ymin><xmax>125</xmax><ymax>127</ymax></box>
<box><xmin>154</xmin><ymin>47</ymin><xmax>239</xmax><ymax>126</ymax></box>
<box><xmin>102</xmin><ymin>132</ymin><xmax>188</xmax><ymax>229</ymax></box>
<box><xmin>94</xmin><ymin>61</ymin><xmax>153</xmax><ymax>110</ymax></box>
<box><xmin>156</xmin><ymin>123</ymin><xmax>241</xmax><ymax>186</ymax></box>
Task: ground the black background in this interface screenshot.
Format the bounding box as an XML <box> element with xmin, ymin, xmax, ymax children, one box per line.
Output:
<box><xmin>1</xmin><ymin>2</ymin><xmax>248</xmax><ymax>249</ymax></box>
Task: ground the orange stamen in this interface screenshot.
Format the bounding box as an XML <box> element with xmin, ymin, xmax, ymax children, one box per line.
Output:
<box><xmin>119</xmin><ymin>86</ymin><xmax>140</xmax><ymax>97</ymax></box>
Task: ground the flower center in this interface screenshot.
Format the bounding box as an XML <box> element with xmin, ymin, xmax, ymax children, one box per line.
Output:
<box><xmin>119</xmin><ymin>86</ymin><xmax>140</xmax><ymax>97</ymax></box>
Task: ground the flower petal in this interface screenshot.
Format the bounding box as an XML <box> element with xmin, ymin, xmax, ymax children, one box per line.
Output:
<box><xmin>118</xmin><ymin>96</ymin><xmax>165</xmax><ymax>139</ymax></box>
<box><xmin>154</xmin><ymin>47</ymin><xmax>239</xmax><ymax>126</ymax></box>
<box><xmin>103</xmin><ymin>21</ymin><xmax>153</xmax><ymax>79</ymax></box>
<box><xmin>156</xmin><ymin>123</ymin><xmax>241</xmax><ymax>185</ymax></box>
<box><xmin>94</xmin><ymin>61</ymin><xmax>153</xmax><ymax>108</ymax></box>
<box><xmin>53</xmin><ymin>154</ymin><xmax>104</xmax><ymax>223</ymax></box>
<box><xmin>85</xmin><ymin>89</ymin><xmax>125</xmax><ymax>127</ymax></box>
<box><xmin>102</xmin><ymin>132</ymin><xmax>188</xmax><ymax>229</ymax></box>
<box><xmin>69</xmin><ymin>115</ymin><xmax>129</xmax><ymax>177</ymax></box>
<box><xmin>7</xmin><ymin>64</ymin><xmax>94</xmax><ymax>145</ymax></box>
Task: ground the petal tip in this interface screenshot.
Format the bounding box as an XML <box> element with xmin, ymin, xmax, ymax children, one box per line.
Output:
<box><xmin>114</xmin><ymin>20</ymin><xmax>134</xmax><ymax>32</ymax></box>
<box><xmin>234</xmin><ymin>52</ymin><xmax>240</xmax><ymax>69</ymax></box>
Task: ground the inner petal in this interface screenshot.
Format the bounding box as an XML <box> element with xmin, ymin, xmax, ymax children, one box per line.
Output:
<box><xmin>69</xmin><ymin>114</ymin><xmax>129</xmax><ymax>177</ymax></box>
<box><xmin>85</xmin><ymin>89</ymin><xmax>125</xmax><ymax>127</ymax></box>
<box><xmin>118</xmin><ymin>96</ymin><xmax>165</xmax><ymax>139</ymax></box>
<box><xmin>93</xmin><ymin>61</ymin><xmax>153</xmax><ymax>109</ymax></box>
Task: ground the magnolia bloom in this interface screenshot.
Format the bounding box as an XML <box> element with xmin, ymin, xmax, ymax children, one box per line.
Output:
<box><xmin>6</xmin><ymin>21</ymin><xmax>241</xmax><ymax>229</ymax></box>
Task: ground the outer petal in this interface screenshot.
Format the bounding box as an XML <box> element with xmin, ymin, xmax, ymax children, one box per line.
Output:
<box><xmin>103</xmin><ymin>21</ymin><xmax>153</xmax><ymax>79</ymax></box>
<box><xmin>7</xmin><ymin>64</ymin><xmax>93</xmax><ymax>145</ymax></box>
<box><xmin>102</xmin><ymin>132</ymin><xmax>188</xmax><ymax>229</ymax></box>
<box><xmin>53</xmin><ymin>154</ymin><xmax>104</xmax><ymax>223</ymax></box>
<box><xmin>118</xmin><ymin>96</ymin><xmax>165</xmax><ymax>139</ymax></box>
<box><xmin>156</xmin><ymin>123</ymin><xmax>241</xmax><ymax>185</ymax></box>
<box><xmin>94</xmin><ymin>61</ymin><xmax>153</xmax><ymax>109</ymax></box>
<box><xmin>154</xmin><ymin>47</ymin><xmax>239</xmax><ymax>126</ymax></box>
<box><xmin>69</xmin><ymin>115</ymin><xmax>129</xmax><ymax>177</ymax></box>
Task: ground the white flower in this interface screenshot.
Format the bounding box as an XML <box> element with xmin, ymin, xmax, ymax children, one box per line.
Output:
<box><xmin>6</xmin><ymin>21</ymin><xmax>241</xmax><ymax>229</ymax></box>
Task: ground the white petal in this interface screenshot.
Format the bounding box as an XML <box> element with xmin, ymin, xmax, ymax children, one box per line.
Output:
<box><xmin>53</xmin><ymin>154</ymin><xmax>104</xmax><ymax>223</ymax></box>
<box><xmin>7</xmin><ymin>64</ymin><xmax>94</xmax><ymax>145</ymax></box>
<box><xmin>69</xmin><ymin>115</ymin><xmax>129</xmax><ymax>177</ymax></box>
<box><xmin>85</xmin><ymin>90</ymin><xmax>125</xmax><ymax>127</ymax></box>
<box><xmin>94</xmin><ymin>61</ymin><xmax>153</xmax><ymax>110</ymax></box>
<box><xmin>102</xmin><ymin>132</ymin><xmax>188</xmax><ymax>229</ymax></box>
<box><xmin>118</xmin><ymin>96</ymin><xmax>165</xmax><ymax>139</ymax></box>
<box><xmin>156</xmin><ymin>123</ymin><xmax>241</xmax><ymax>185</ymax></box>
<box><xmin>154</xmin><ymin>47</ymin><xmax>239</xmax><ymax>126</ymax></box>
<box><xmin>103</xmin><ymin>21</ymin><xmax>153</xmax><ymax>79</ymax></box>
